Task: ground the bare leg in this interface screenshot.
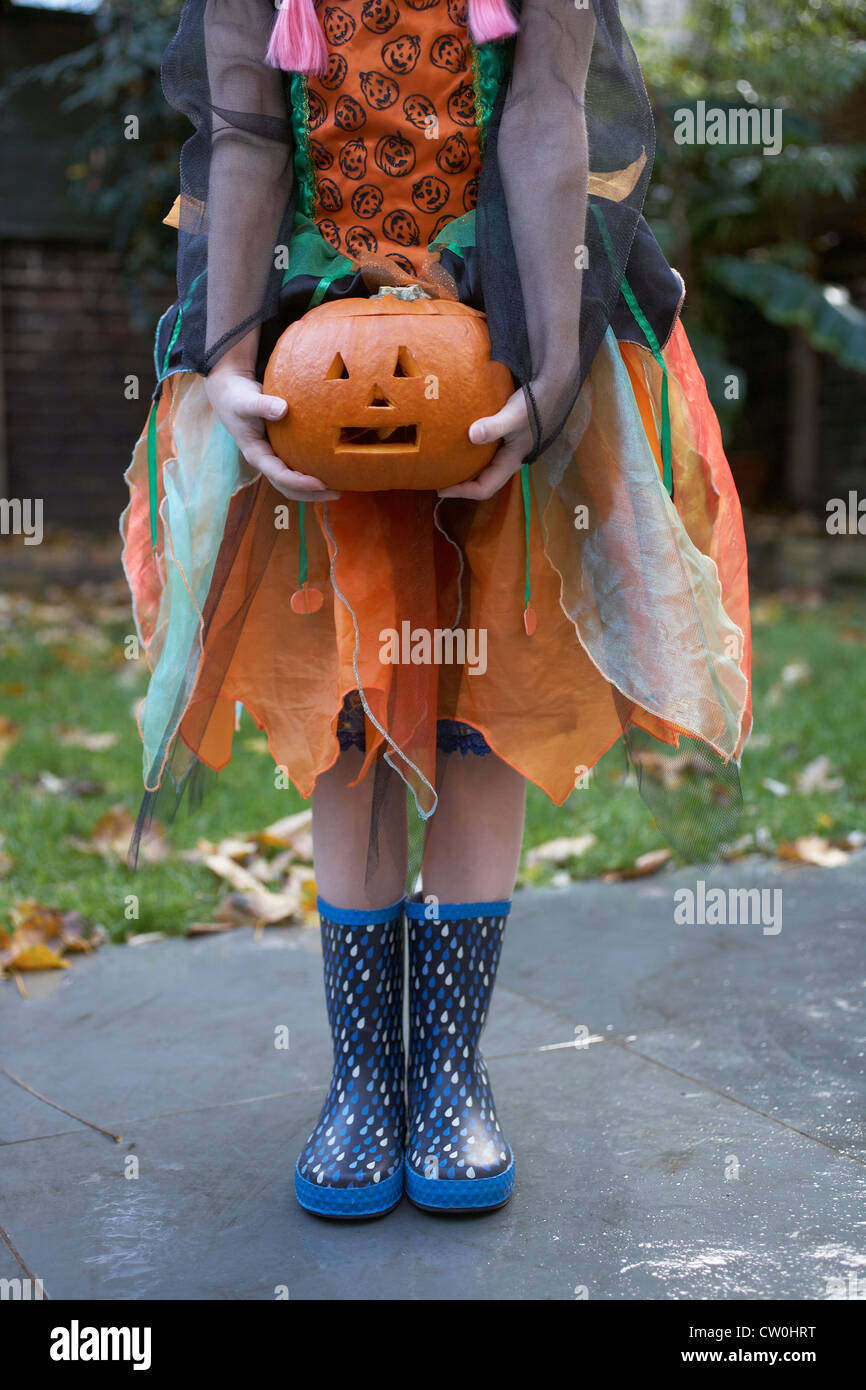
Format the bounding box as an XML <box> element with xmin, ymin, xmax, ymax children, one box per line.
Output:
<box><xmin>421</xmin><ymin>751</ymin><xmax>526</xmax><ymax>901</ymax></box>
<box><xmin>312</xmin><ymin>749</ymin><xmax>408</xmax><ymax>910</ymax></box>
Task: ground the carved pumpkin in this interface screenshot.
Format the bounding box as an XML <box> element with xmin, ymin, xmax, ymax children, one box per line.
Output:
<box><xmin>263</xmin><ymin>292</ymin><xmax>513</xmax><ymax>492</ymax></box>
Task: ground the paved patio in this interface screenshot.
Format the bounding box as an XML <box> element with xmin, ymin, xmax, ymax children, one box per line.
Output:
<box><xmin>1</xmin><ymin>857</ymin><xmax>864</xmax><ymax>1300</ymax></box>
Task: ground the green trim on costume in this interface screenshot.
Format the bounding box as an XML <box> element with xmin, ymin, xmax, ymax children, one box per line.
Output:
<box><xmin>297</xmin><ymin>499</ymin><xmax>308</xmax><ymax>589</ymax></box>
<box><xmin>147</xmin><ymin>397</ymin><xmax>159</xmax><ymax>552</ymax></box>
<box><xmin>590</xmin><ymin>203</ymin><xmax>673</xmax><ymax>497</ymax></box>
<box><xmin>290</xmin><ymin>73</ymin><xmax>318</xmax><ymax>220</ymax></box>
<box><xmin>520</xmin><ymin>462</ymin><xmax>532</xmax><ymax>610</ymax></box>
<box><xmin>148</xmin><ymin>269</ymin><xmax>206</xmax><ymax>553</ymax></box>
<box><xmin>471</xmin><ymin>37</ymin><xmax>513</xmax><ymax>152</ymax></box>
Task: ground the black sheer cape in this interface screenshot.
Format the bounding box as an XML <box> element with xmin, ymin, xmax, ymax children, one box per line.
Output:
<box><xmin>159</xmin><ymin>0</ymin><xmax>659</xmax><ymax>463</ymax></box>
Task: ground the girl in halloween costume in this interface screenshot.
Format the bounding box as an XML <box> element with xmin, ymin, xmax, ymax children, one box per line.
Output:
<box><xmin>122</xmin><ymin>0</ymin><xmax>752</xmax><ymax>1218</ymax></box>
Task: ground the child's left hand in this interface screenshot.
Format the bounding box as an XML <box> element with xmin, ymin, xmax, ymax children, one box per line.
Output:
<box><xmin>437</xmin><ymin>387</ymin><xmax>532</xmax><ymax>501</ymax></box>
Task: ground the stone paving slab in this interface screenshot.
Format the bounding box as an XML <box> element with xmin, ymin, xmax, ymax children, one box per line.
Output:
<box><xmin>0</xmin><ymin>859</ymin><xmax>863</xmax><ymax>1300</ymax></box>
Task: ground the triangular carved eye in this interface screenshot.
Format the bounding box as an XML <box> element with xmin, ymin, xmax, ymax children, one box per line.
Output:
<box><xmin>393</xmin><ymin>346</ymin><xmax>421</xmax><ymax>378</ymax></box>
<box><xmin>326</xmin><ymin>352</ymin><xmax>349</xmax><ymax>379</ymax></box>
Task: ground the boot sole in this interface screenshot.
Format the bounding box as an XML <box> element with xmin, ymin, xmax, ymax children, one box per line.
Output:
<box><xmin>405</xmin><ymin>1158</ymin><xmax>514</xmax><ymax>1214</ymax></box>
<box><xmin>295</xmin><ymin>1160</ymin><xmax>404</xmax><ymax>1219</ymax></box>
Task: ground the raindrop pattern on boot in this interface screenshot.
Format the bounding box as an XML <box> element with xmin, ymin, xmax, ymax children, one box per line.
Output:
<box><xmin>296</xmin><ymin>909</ymin><xmax>405</xmax><ymax>1191</ymax></box>
<box><xmin>406</xmin><ymin>908</ymin><xmax>512</xmax><ymax>1183</ymax></box>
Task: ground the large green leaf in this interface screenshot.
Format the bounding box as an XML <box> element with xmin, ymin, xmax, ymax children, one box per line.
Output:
<box><xmin>706</xmin><ymin>256</ymin><xmax>866</xmax><ymax>373</ymax></box>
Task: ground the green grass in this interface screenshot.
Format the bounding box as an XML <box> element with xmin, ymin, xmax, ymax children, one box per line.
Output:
<box><xmin>1</xmin><ymin>586</ymin><xmax>864</xmax><ymax>939</ymax></box>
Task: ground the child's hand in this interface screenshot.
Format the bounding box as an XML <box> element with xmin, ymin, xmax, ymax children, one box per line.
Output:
<box><xmin>204</xmin><ymin>367</ymin><xmax>341</xmax><ymax>502</ymax></box>
<box><xmin>437</xmin><ymin>387</ymin><xmax>532</xmax><ymax>501</ymax></box>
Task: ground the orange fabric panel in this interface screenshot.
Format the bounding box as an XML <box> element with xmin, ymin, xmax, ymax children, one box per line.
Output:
<box><xmin>305</xmin><ymin>0</ymin><xmax>482</xmax><ymax>273</ymax></box>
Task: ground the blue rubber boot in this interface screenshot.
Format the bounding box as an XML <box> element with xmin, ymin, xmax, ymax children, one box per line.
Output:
<box><xmin>405</xmin><ymin>898</ymin><xmax>515</xmax><ymax>1213</ymax></box>
<box><xmin>295</xmin><ymin>897</ymin><xmax>406</xmax><ymax>1219</ymax></box>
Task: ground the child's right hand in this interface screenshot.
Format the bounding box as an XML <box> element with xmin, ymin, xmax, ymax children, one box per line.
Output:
<box><xmin>204</xmin><ymin>367</ymin><xmax>341</xmax><ymax>502</ymax></box>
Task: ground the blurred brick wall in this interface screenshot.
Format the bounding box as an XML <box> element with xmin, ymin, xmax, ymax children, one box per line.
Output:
<box><xmin>2</xmin><ymin>241</ymin><xmax>171</xmax><ymax>531</ymax></box>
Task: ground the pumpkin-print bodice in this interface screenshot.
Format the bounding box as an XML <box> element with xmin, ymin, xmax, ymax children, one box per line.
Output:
<box><xmin>300</xmin><ymin>0</ymin><xmax>486</xmax><ymax>274</ymax></box>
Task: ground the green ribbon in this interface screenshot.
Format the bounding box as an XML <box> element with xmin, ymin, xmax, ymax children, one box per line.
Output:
<box><xmin>147</xmin><ymin>299</ymin><xmax>186</xmax><ymax>552</ymax></box>
<box><xmin>147</xmin><ymin>270</ymin><xmax>204</xmax><ymax>553</ymax></box>
<box><xmin>590</xmin><ymin>203</ymin><xmax>673</xmax><ymax>497</ymax></box>
<box><xmin>297</xmin><ymin>498</ymin><xmax>308</xmax><ymax>591</ymax></box>
<box><xmin>146</xmin><ymin>397</ymin><xmax>159</xmax><ymax>551</ymax></box>
<box><xmin>520</xmin><ymin>462</ymin><xmax>532</xmax><ymax>616</ymax></box>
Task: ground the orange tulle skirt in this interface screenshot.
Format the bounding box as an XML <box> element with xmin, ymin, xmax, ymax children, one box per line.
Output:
<box><xmin>121</xmin><ymin>318</ymin><xmax>752</xmax><ymax>823</ymax></box>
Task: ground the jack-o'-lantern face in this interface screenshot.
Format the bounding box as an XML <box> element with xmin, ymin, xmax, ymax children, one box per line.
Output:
<box><xmin>263</xmin><ymin>295</ymin><xmax>513</xmax><ymax>492</ymax></box>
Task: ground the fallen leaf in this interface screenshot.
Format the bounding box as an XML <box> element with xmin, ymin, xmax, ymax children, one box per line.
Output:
<box><xmin>249</xmin><ymin>810</ymin><xmax>313</xmax><ymax>851</ymax></box>
<box><xmin>186</xmin><ymin>922</ymin><xmax>238</xmax><ymax>937</ymax></box>
<box><xmin>602</xmin><ymin>848</ymin><xmax>672</xmax><ymax>882</ymax></box>
<box><xmin>241</xmin><ymin>737</ymin><xmax>270</xmax><ymax>755</ymax></box>
<box><xmin>796</xmin><ymin>756</ymin><xmax>843</xmax><ymax>795</ymax></box>
<box><xmin>60</xmin><ymin>912</ymin><xmax>107</xmax><ymax>954</ymax></box>
<box><xmin>0</xmin><ymin>927</ymin><xmax>69</xmax><ymax>972</ymax></box>
<box><xmin>214</xmin><ymin>882</ymin><xmax>301</xmax><ymax>927</ymax></box>
<box><xmin>777</xmin><ymin>836</ymin><xmax>849</xmax><ymax>868</ymax></box>
<box><xmin>762</xmin><ymin>777</ymin><xmax>791</xmax><ymax>798</ymax></box>
<box><xmin>10</xmin><ymin>900</ymin><xmax>64</xmax><ymax>937</ymax></box>
<box><xmin>525</xmin><ymin>834</ymin><xmax>597</xmax><ymax>867</ymax></box>
<box><xmin>834</xmin><ymin>829</ymin><xmax>866</xmax><ymax>850</ymax></box>
<box><xmin>68</xmin><ymin>805</ymin><xmax>169</xmax><ymax>864</ymax></box>
<box><xmin>0</xmin><ymin>714</ymin><xmax>19</xmax><ymax>761</ymax></box>
<box><xmin>202</xmin><ymin>854</ymin><xmax>266</xmax><ymax>894</ymax></box>
<box><xmin>55</xmin><ymin>727</ymin><xmax>120</xmax><ymax>752</ymax></box>
<box><xmin>0</xmin><ymin>833</ymin><xmax>14</xmax><ymax>878</ymax></box>
<box><xmin>126</xmin><ymin>931</ymin><xmax>167</xmax><ymax>946</ymax></box>
<box><xmin>36</xmin><ymin>771</ymin><xmax>104</xmax><ymax>797</ymax></box>
<box><xmin>781</xmin><ymin>662</ymin><xmax>811</xmax><ymax>688</ymax></box>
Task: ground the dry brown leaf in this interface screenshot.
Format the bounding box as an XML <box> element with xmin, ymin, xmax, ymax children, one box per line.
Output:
<box><xmin>68</xmin><ymin>805</ymin><xmax>169</xmax><ymax>864</ymax></box>
<box><xmin>241</xmin><ymin>737</ymin><xmax>270</xmax><ymax>755</ymax></box>
<box><xmin>781</xmin><ymin>662</ymin><xmax>811</xmax><ymax>688</ymax></box>
<box><xmin>0</xmin><ymin>928</ymin><xmax>69</xmax><ymax>972</ymax></box>
<box><xmin>214</xmin><ymin>836</ymin><xmax>255</xmax><ymax>861</ymax></box>
<box><xmin>202</xmin><ymin>853</ymin><xmax>265</xmax><ymax>893</ymax></box>
<box><xmin>777</xmin><ymin>836</ymin><xmax>849</xmax><ymax>868</ymax></box>
<box><xmin>214</xmin><ymin>881</ymin><xmax>301</xmax><ymax>926</ymax></box>
<box><xmin>249</xmin><ymin>810</ymin><xmax>313</xmax><ymax>851</ymax></box>
<box><xmin>762</xmin><ymin>777</ymin><xmax>791</xmax><ymax>798</ymax></box>
<box><xmin>60</xmin><ymin>911</ymin><xmax>107</xmax><ymax>954</ymax></box>
<box><xmin>186</xmin><ymin>922</ymin><xmax>238</xmax><ymax>937</ymax></box>
<box><xmin>50</xmin><ymin>646</ymin><xmax>94</xmax><ymax>672</ymax></box>
<box><xmin>525</xmin><ymin>834</ymin><xmax>597</xmax><ymax>867</ymax></box>
<box><xmin>36</xmin><ymin>771</ymin><xmax>104</xmax><ymax>797</ymax></box>
<box><xmin>0</xmin><ymin>833</ymin><xmax>14</xmax><ymax>878</ymax></box>
<box><xmin>778</xmin><ymin>834</ymin><xmax>850</xmax><ymax>867</ymax></box>
<box><xmin>602</xmin><ymin>848</ymin><xmax>672</xmax><ymax>882</ymax></box>
<box><xmin>833</xmin><ymin>829</ymin><xmax>866</xmax><ymax>850</ymax></box>
<box><xmin>55</xmin><ymin>726</ymin><xmax>120</xmax><ymax>752</ymax></box>
<box><xmin>796</xmin><ymin>756</ymin><xmax>843</xmax><ymax>795</ymax></box>
<box><xmin>0</xmin><ymin>902</ymin><xmax>105</xmax><ymax>974</ymax></box>
<box><xmin>0</xmin><ymin>714</ymin><xmax>19</xmax><ymax>761</ymax></box>
<box><xmin>10</xmin><ymin>900</ymin><xmax>64</xmax><ymax>937</ymax></box>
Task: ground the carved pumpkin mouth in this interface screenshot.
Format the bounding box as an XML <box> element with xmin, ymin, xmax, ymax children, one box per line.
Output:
<box><xmin>336</xmin><ymin>423</ymin><xmax>420</xmax><ymax>451</ymax></box>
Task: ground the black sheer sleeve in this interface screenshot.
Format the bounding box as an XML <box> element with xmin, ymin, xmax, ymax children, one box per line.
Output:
<box><xmin>161</xmin><ymin>0</ymin><xmax>297</xmax><ymax>374</ymax></box>
<box><xmin>479</xmin><ymin>0</ymin><xmax>655</xmax><ymax>460</ymax></box>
